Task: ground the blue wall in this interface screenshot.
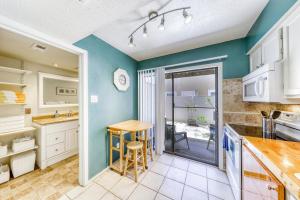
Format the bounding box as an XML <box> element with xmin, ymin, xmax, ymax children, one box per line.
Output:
<box><xmin>139</xmin><ymin>39</ymin><xmax>249</xmax><ymax>79</ymax></box>
<box><xmin>246</xmin><ymin>0</ymin><xmax>297</xmax><ymax>50</ymax></box>
<box><xmin>74</xmin><ymin>35</ymin><xmax>138</xmax><ymax>178</ymax></box>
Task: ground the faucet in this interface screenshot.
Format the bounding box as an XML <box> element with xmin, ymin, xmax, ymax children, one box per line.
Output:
<box><xmin>67</xmin><ymin>110</ymin><xmax>73</xmax><ymax>117</ymax></box>
<box><xmin>54</xmin><ymin>110</ymin><xmax>60</xmax><ymax>118</ymax></box>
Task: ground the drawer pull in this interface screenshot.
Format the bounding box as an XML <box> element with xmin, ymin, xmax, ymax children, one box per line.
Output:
<box><xmin>55</xmin><ymin>138</ymin><xmax>58</xmax><ymax>140</ymax></box>
<box><xmin>267</xmin><ymin>185</ymin><xmax>277</xmax><ymax>191</ymax></box>
<box><xmin>55</xmin><ymin>149</ymin><xmax>58</xmax><ymax>152</ymax></box>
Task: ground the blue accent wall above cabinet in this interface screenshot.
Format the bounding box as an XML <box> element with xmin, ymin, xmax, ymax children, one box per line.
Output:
<box><xmin>138</xmin><ymin>39</ymin><xmax>249</xmax><ymax>79</ymax></box>
<box><xmin>246</xmin><ymin>0</ymin><xmax>297</xmax><ymax>51</ymax></box>
<box><xmin>74</xmin><ymin>35</ymin><xmax>138</xmax><ymax>179</ymax></box>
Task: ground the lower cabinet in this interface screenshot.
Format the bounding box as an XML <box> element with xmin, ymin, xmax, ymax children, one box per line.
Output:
<box><xmin>242</xmin><ymin>145</ymin><xmax>285</xmax><ymax>200</ymax></box>
<box><xmin>34</xmin><ymin>120</ymin><xmax>78</xmax><ymax>169</ymax></box>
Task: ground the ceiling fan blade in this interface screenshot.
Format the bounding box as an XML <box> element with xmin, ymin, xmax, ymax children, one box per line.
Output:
<box><xmin>119</xmin><ymin>0</ymin><xmax>174</xmax><ymax>24</ymax></box>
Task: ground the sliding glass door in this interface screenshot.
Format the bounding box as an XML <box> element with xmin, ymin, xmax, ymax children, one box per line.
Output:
<box><xmin>165</xmin><ymin>67</ymin><xmax>218</xmax><ymax>165</ymax></box>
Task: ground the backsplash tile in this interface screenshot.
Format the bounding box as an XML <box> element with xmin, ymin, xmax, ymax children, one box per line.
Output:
<box><xmin>223</xmin><ymin>78</ymin><xmax>300</xmax><ymax>127</ymax></box>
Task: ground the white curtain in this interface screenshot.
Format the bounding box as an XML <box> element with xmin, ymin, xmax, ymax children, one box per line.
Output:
<box><xmin>138</xmin><ymin>67</ymin><xmax>165</xmax><ymax>155</ymax></box>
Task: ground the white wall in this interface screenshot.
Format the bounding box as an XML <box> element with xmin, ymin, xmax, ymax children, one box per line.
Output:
<box><xmin>0</xmin><ymin>55</ymin><xmax>78</xmax><ymax>123</ymax></box>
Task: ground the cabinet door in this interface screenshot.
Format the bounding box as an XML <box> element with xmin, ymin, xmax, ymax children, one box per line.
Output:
<box><xmin>284</xmin><ymin>11</ymin><xmax>300</xmax><ymax>97</ymax></box>
<box><xmin>66</xmin><ymin>128</ymin><xmax>78</xmax><ymax>151</ymax></box>
<box><xmin>242</xmin><ymin>145</ymin><xmax>284</xmax><ymax>200</ymax></box>
<box><xmin>262</xmin><ymin>28</ymin><xmax>283</xmax><ymax>65</ymax></box>
<box><xmin>250</xmin><ymin>46</ymin><xmax>262</xmax><ymax>72</ymax></box>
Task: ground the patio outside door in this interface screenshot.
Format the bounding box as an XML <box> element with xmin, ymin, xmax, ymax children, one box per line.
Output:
<box><xmin>165</xmin><ymin>67</ymin><xmax>218</xmax><ymax>165</ymax></box>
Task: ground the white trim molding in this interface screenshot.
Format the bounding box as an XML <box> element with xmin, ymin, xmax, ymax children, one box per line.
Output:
<box><xmin>0</xmin><ymin>16</ymin><xmax>89</xmax><ymax>186</ymax></box>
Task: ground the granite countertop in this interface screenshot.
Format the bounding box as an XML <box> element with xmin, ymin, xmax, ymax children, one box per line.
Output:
<box><xmin>244</xmin><ymin>136</ymin><xmax>300</xmax><ymax>200</ymax></box>
<box><xmin>32</xmin><ymin>113</ymin><xmax>79</xmax><ymax>125</ymax></box>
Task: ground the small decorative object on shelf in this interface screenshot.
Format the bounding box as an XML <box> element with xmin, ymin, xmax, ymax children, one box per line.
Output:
<box><xmin>114</xmin><ymin>68</ymin><xmax>130</xmax><ymax>91</ymax></box>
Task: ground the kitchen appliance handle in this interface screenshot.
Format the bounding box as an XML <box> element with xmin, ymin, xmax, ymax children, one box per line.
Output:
<box><xmin>257</xmin><ymin>77</ymin><xmax>265</xmax><ymax>97</ymax></box>
<box><xmin>254</xmin><ymin>80</ymin><xmax>259</xmax><ymax>97</ymax></box>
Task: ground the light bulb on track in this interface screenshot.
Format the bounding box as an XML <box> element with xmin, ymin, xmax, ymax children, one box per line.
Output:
<box><xmin>158</xmin><ymin>15</ymin><xmax>165</xmax><ymax>31</ymax></box>
<box><xmin>183</xmin><ymin>9</ymin><xmax>192</xmax><ymax>24</ymax></box>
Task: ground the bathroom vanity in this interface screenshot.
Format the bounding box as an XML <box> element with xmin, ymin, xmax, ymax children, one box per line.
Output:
<box><xmin>33</xmin><ymin>115</ymin><xmax>78</xmax><ymax>169</ymax></box>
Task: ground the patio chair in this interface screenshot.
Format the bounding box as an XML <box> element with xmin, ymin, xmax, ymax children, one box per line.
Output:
<box><xmin>206</xmin><ymin>124</ymin><xmax>215</xmax><ymax>149</ymax></box>
<box><xmin>165</xmin><ymin>124</ymin><xmax>190</xmax><ymax>150</ymax></box>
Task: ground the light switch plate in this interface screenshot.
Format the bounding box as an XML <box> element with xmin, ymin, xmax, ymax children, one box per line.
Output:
<box><xmin>90</xmin><ymin>95</ymin><xmax>98</xmax><ymax>103</ymax></box>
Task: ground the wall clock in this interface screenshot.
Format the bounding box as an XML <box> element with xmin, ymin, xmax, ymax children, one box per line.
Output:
<box><xmin>114</xmin><ymin>68</ymin><xmax>130</xmax><ymax>91</ymax></box>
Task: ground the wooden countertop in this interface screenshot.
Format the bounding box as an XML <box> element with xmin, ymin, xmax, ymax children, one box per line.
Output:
<box><xmin>108</xmin><ymin>120</ymin><xmax>152</xmax><ymax>132</ymax></box>
<box><xmin>244</xmin><ymin>137</ymin><xmax>300</xmax><ymax>200</ymax></box>
<box><xmin>32</xmin><ymin>113</ymin><xmax>79</xmax><ymax>125</ymax></box>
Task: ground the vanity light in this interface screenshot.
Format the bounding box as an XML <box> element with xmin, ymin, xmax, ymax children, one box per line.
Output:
<box><xmin>158</xmin><ymin>15</ymin><xmax>165</xmax><ymax>31</ymax></box>
<box><xmin>128</xmin><ymin>36</ymin><xmax>135</xmax><ymax>48</ymax></box>
<box><xmin>143</xmin><ymin>25</ymin><xmax>148</xmax><ymax>38</ymax></box>
<box><xmin>183</xmin><ymin>9</ymin><xmax>193</xmax><ymax>24</ymax></box>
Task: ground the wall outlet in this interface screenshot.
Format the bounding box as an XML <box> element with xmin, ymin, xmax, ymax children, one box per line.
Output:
<box><xmin>90</xmin><ymin>95</ymin><xmax>98</xmax><ymax>103</ymax></box>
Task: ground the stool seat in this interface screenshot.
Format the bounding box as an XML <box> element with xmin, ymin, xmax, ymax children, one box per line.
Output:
<box><xmin>127</xmin><ymin>141</ymin><xmax>143</xmax><ymax>150</ymax></box>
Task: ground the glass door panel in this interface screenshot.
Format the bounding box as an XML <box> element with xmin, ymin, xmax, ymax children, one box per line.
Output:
<box><xmin>165</xmin><ymin>68</ymin><xmax>218</xmax><ymax>165</ymax></box>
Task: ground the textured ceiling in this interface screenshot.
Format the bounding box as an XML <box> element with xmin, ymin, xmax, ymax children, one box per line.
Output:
<box><xmin>0</xmin><ymin>0</ymin><xmax>269</xmax><ymax>61</ymax></box>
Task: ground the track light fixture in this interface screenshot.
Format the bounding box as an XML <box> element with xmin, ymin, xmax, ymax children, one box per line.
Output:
<box><xmin>158</xmin><ymin>15</ymin><xmax>165</xmax><ymax>31</ymax></box>
<box><xmin>128</xmin><ymin>35</ymin><xmax>135</xmax><ymax>48</ymax></box>
<box><xmin>143</xmin><ymin>25</ymin><xmax>148</xmax><ymax>38</ymax></box>
<box><xmin>128</xmin><ymin>6</ymin><xmax>192</xmax><ymax>47</ymax></box>
<box><xmin>183</xmin><ymin>9</ymin><xmax>192</xmax><ymax>24</ymax></box>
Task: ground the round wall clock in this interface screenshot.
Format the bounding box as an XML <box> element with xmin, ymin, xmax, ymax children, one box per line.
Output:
<box><xmin>114</xmin><ymin>68</ymin><xmax>130</xmax><ymax>91</ymax></box>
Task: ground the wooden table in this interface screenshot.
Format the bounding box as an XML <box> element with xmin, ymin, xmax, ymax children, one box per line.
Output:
<box><xmin>108</xmin><ymin>120</ymin><xmax>153</xmax><ymax>174</ymax></box>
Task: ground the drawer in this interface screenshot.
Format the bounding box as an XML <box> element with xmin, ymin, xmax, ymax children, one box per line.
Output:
<box><xmin>47</xmin><ymin>131</ymin><xmax>65</xmax><ymax>146</ymax></box>
<box><xmin>47</xmin><ymin>143</ymin><xmax>65</xmax><ymax>159</ymax></box>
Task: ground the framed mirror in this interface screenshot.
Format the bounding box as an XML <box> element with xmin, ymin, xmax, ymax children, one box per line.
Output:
<box><xmin>38</xmin><ymin>72</ymin><xmax>79</xmax><ymax>108</ymax></box>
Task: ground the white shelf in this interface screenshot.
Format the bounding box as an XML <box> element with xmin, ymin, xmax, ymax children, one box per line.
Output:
<box><xmin>0</xmin><ymin>82</ymin><xmax>26</xmax><ymax>87</ymax></box>
<box><xmin>0</xmin><ymin>66</ymin><xmax>32</xmax><ymax>75</ymax></box>
<box><xmin>0</xmin><ymin>145</ymin><xmax>38</xmax><ymax>159</ymax></box>
<box><xmin>0</xmin><ymin>127</ymin><xmax>36</xmax><ymax>137</ymax></box>
<box><xmin>0</xmin><ymin>103</ymin><xmax>26</xmax><ymax>106</ymax></box>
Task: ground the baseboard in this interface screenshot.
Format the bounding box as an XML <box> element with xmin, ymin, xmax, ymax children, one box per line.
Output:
<box><xmin>87</xmin><ymin>166</ymin><xmax>109</xmax><ymax>183</ymax></box>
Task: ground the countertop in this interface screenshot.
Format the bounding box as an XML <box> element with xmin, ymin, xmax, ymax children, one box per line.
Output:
<box><xmin>32</xmin><ymin>113</ymin><xmax>79</xmax><ymax>125</ymax></box>
<box><xmin>244</xmin><ymin>136</ymin><xmax>300</xmax><ymax>200</ymax></box>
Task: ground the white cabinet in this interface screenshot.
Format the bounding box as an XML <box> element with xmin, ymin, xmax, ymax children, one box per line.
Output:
<box><xmin>34</xmin><ymin>120</ymin><xmax>78</xmax><ymax>169</ymax></box>
<box><xmin>250</xmin><ymin>29</ymin><xmax>283</xmax><ymax>73</ymax></box>
<box><xmin>283</xmin><ymin>11</ymin><xmax>300</xmax><ymax>98</ymax></box>
<box><xmin>250</xmin><ymin>46</ymin><xmax>262</xmax><ymax>72</ymax></box>
<box><xmin>262</xmin><ymin>28</ymin><xmax>283</xmax><ymax>65</ymax></box>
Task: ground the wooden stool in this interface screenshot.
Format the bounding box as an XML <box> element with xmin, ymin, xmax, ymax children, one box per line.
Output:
<box><xmin>124</xmin><ymin>141</ymin><xmax>146</xmax><ymax>182</ymax></box>
<box><xmin>138</xmin><ymin>135</ymin><xmax>153</xmax><ymax>161</ymax></box>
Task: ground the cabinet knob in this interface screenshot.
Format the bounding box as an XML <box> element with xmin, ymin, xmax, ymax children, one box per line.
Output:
<box><xmin>55</xmin><ymin>138</ymin><xmax>58</xmax><ymax>140</ymax></box>
<box><xmin>267</xmin><ymin>184</ymin><xmax>277</xmax><ymax>191</ymax></box>
<box><xmin>55</xmin><ymin>149</ymin><xmax>58</xmax><ymax>152</ymax></box>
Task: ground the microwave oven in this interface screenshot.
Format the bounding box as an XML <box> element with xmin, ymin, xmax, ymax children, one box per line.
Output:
<box><xmin>242</xmin><ymin>64</ymin><xmax>282</xmax><ymax>102</ymax></box>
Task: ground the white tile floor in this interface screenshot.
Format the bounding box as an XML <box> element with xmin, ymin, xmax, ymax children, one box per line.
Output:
<box><xmin>61</xmin><ymin>153</ymin><xmax>235</xmax><ymax>200</ymax></box>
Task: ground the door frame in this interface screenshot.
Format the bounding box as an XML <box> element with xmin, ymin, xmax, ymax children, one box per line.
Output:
<box><xmin>0</xmin><ymin>16</ymin><xmax>90</xmax><ymax>185</ymax></box>
<box><xmin>165</xmin><ymin>63</ymin><xmax>224</xmax><ymax>169</ymax></box>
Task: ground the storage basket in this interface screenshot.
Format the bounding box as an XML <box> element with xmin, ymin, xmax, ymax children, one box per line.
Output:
<box><xmin>0</xmin><ymin>164</ymin><xmax>10</xmax><ymax>184</ymax></box>
<box><xmin>12</xmin><ymin>137</ymin><xmax>35</xmax><ymax>152</ymax></box>
<box><xmin>10</xmin><ymin>151</ymin><xmax>36</xmax><ymax>178</ymax></box>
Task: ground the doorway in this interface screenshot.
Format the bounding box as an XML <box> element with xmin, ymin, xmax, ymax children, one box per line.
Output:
<box><xmin>165</xmin><ymin>66</ymin><xmax>219</xmax><ymax>165</ymax></box>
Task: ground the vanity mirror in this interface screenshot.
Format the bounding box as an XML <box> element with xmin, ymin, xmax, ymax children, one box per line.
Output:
<box><xmin>38</xmin><ymin>72</ymin><xmax>78</xmax><ymax>108</ymax></box>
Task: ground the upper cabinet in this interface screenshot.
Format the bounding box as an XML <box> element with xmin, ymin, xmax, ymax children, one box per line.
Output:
<box><xmin>283</xmin><ymin>11</ymin><xmax>300</xmax><ymax>98</ymax></box>
<box><xmin>249</xmin><ymin>29</ymin><xmax>283</xmax><ymax>73</ymax></box>
<box><xmin>245</xmin><ymin>3</ymin><xmax>300</xmax><ymax>102</ymax></box>
<box><xmin>262</xmin><ymin>29</ymin><xmax>283</xmax><ymax>66</ymax></box>
<box><xmin>250</xmin><ymin>46</ymin><xmax>262</xmax><ymax>72</ymax></box>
